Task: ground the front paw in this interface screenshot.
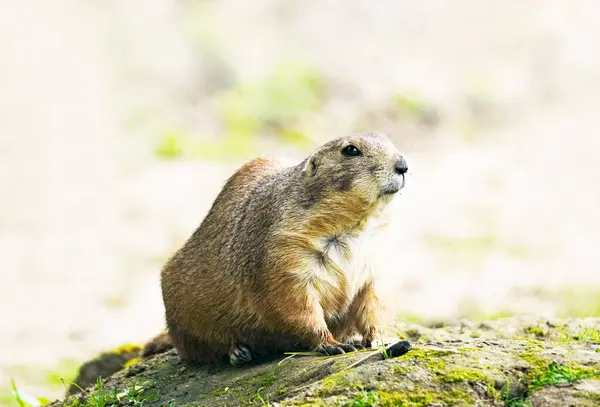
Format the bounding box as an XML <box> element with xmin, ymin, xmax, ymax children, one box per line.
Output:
<box><xmin>347</xmin><ymin>339</ymin><xmax>367</xmax><ymax>350</ymax></box>
<box><xmin>314</xmin><ymin>342</ymin><xmax>359</xmax><ymax>356</ymax></box>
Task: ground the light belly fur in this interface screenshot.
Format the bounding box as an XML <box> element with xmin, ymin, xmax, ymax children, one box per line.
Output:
<box><xmin>303</xmin><ymin>200</ymin><xmax>392</xmax><ymax>319</ymax></box>
<box><xmin>306</xmin><ymin>230</ymin><xmax>375</xmax><ymax>321</ymax></box>
<box><xmin>325</xmin><ymin>233</ymin><xmax>373</xmax><ymax>300</ymax></box>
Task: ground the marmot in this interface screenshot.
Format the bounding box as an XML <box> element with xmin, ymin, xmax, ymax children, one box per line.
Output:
<box><xmin>161</xmin><ymin>133</ymin><xmax>407</xmax><ymax>366</ymax></box>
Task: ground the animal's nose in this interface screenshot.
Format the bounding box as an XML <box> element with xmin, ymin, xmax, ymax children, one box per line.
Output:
<box><xmin>394</xmin><ymin>158</ymin><xmax>408</xmax><ymax>175</ymax></box>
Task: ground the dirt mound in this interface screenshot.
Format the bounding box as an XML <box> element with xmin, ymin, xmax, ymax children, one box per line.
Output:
<box><xmin>48</xmin><ymin>317</ymin><xmax>600</xmax><ymax>406</ymax></box>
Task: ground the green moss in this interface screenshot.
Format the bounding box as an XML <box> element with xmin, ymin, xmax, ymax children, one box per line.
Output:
<box><xmin>519</xmin><ymin>348</ymin><xmax>545</xmax><ymax>367</ymax></box>
<box><xmin>440</xmin><ymin>367</ymin><xmax>489</xmax><ymax>383</ymax></box>
<box><xmin>375</xmin><ymin>390</ymin><xmax>434</xmax><ymax>406</ymax></box>
<box><xmin>392</xmin><ymin>363</ymin><xmax>416</xmax><ymax>375</ymax></box>
<box><xmin>520</xmin><ymin>349</ymin><xmax>600</xmax><ymax>391</ymax></box>
<box><xmin>397</xmin><ymin>346</ymin><xmax>500</xmax><ymax>404</ymax></box>
<box><xmin>374</xmin><ymin>388</ymin><xmax>474</xmax><ymax>407</ymax></box>
<box><xmin>436</xmin><ymin>365</ymin><xmax>501</xmax><ymax>402</ymax></box>
<box><xmin>526</xmin><ymin>327</ymin><xmax>545</xmax><ymax>338</ymax></box>
<box><xmin>399</xmin><ymin>348</ymin><xmax>455</xmax><ymax>360</ymax></box>
<box><xmin>331</xmin><ymin>388</ymin><xmax>476</xmax><ymax>407</ymax></box>
<box><xmin>552</xmin><ymin>325</ymin><xmax>578</xmax><ymax>343</ymax></box>
<box><xmin>574</xmin><ymin>327</ymin><xmax>600</xmax><ymax>342</ymax></box>
<box><xmin>515</xmin><ymin>337</ymin><xmax>544</xmax><ymax>348</ymax></box>
<box><xmin>397</xmin><ymin>348</ymin><xmax>458</xmax><ymax>378</ymax></box>
<box><xmin>344</xmin><ymin>390</ymin><xmax>380</xmax><ymax>407</ymax></box>
<box><xmin>399</xmin><ymin>348</ymin><xmax>490</xmax><ymax>378</ymax></box>
<box><xmin>528</xmin><ymin>361</ymin><xmax>599</xmax><ymax>390</ymax></box>
<box><xmin>318</xmin><ymin>370</ymin><xmax>353</xmax><ymax>396</ymax></box>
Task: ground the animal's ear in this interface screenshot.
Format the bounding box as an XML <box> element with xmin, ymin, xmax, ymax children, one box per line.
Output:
<box><xmin>302</xmin><ymin>153</ymin><xmax>320</xmax><ymax>177</ymax></box>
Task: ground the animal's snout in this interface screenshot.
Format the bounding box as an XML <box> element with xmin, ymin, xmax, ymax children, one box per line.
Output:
<box><xmin>394</xmin><ymin>158</ymin><xmax>408</xmax><ymax>175</ymax></box>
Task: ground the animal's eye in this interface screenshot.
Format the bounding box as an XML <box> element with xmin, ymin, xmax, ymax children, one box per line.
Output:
<box><xmin>342</xmin><ymin>145</ymin><xmax>362</xmax><ymax>157</ymax></box>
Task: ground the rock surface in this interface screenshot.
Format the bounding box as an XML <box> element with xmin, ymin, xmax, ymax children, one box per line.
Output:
<box><xmin>49</xmin><ymin>316</ymin><xmax>600</xmax><ymax>406</ymax></box>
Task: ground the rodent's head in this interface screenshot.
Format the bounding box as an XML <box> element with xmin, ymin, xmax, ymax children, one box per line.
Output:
<box><xmin>301</xmin><ymin>133</ymin><xmax>407</xmax><ymax>206</ymax></box>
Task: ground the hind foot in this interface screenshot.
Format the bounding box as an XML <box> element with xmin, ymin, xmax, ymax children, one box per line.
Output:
<box><xmin>229</xmin><ymin>343</ymin><xmax>253</xmax><ymax>367</ymax></box>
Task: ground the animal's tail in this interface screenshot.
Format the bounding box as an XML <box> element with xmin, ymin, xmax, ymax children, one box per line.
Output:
<box><xmin>66</xmin><ymin>331</ymin><xmax>173</xmax><ymax>396</ymax></box>
<box><xmin>141</xmin><ymin>331</ymin><xmax>174</xmax><ymax>357</ymax></box>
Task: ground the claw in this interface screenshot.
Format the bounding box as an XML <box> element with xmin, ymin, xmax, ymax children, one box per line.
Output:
<box><xmin>315</xmin><ymin>342</ymin><xmax>361</xmax><ymax>356</ymax></box>
<box><xmin>339</xmin><ymin>343</ymin><xmax>357</xmax><ymax>353</ymax></box>
<box><xmin>229</xmin><ymin>344</ymin><xmax>252</xmax><ymax>366</ymax></box>
<box><xmin>348</xmin><ymin>340</ymin><xmax>367</xmax><ymax>350</ymax></box>
<box><xmin>315</xmin><ymin>344</ymin><xmax>343</xmax><ymax>355</ymax></box>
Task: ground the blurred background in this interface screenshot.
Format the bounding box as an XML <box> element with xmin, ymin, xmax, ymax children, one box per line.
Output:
<box><xmin>1</xmin><ymin>0</ymin><xmax>600</xmax><ymax>404</ymax></box>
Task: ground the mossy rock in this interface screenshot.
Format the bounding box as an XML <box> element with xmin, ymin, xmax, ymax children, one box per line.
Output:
<box><xmin>65</xmin><ymin>344</ymin><xmax>142</xmax><ymax>395</ymax></box>
<box><xmin>48</xmin><ymin>317</ymin><xmax>600</xmax><ymax>406</ymax></box>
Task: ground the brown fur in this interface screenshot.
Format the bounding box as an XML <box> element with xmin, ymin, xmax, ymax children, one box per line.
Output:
<box><xmin>141</xmin><ymin>331</ymin><xmax>174</xmax><ymax>357</ymax></box>
<box><xmin>160</xmin><ymin>133</ymin><xmax>406</xmax><ymax>365</ymax></box>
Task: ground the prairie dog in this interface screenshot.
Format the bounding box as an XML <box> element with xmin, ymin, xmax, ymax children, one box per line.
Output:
<box><xmin>160</xmin><ymin>133</ymin><xmax>408</xmax><ymax>366</ymax></box>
